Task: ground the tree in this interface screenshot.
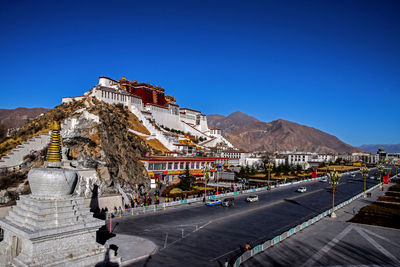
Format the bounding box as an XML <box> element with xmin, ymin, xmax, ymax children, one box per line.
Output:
<box><xmin>334</xmin><ymin>158</ymin><xmax>343</xmax><ymax>165</ymax></box>
<box><xmin>250</xmin><ymin>166</ymin><xmax>256</xmax><ymax>175</ymax></box>
<box><xmin>239</xmin><ymin>166</ymin><xmax>246</xmax><ymax>177</ymax></box>
<box><xmin>245</xmin><ymin>165</ymin><xmax>250</xmax><ymax>174</ymax></box>
<box><xmin>180</xmin><ymin>164</ymin><xmax>194</xmax><ymax>191</ymax></box>
<box><xmin>296</xmin><ymin>164</ymin><xmax>302</xmax><ymax>172</ymax></box>
<box><xmin>0</xmin><ymin>122</ymin><xmax>7</xmax><ymax>143</ymax></box>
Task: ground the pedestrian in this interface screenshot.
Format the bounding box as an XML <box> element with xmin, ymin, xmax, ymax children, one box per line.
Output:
<box><xmin>224</xmin><ymin>258</ymin><xmax>229</xmax><ymax>267</ymax></box>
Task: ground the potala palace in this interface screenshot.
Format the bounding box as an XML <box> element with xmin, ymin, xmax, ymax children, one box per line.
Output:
<box><xmin>63</xmin><ymin>76</ymin><xmax>233</xmax><ymax>153</ymax></box>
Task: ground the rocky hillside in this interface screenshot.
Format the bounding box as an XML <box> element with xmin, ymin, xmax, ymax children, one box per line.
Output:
<box><xmin>207</xmin><ymin>111</ymin><xmax>359</xmax><ymax>153</ymax></box>
<box><xmin>0</xmin><ymin>98</ymin><xmax>166</xmax><ymax>205</ymax></box>
<box><xmin>0</xmin><ymin>107</ymin><xmax>49</xmax><ymax>129</ymax></box>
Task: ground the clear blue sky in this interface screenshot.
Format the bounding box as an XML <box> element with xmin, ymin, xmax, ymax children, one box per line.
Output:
<box><xmin>0</xmin><ymin>0</ymin><xmax>399</xmax><ymax>146</ymax></box>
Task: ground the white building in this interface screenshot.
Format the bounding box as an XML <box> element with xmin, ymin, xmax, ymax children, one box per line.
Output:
<box><xmin>220</xmin><ymin>150</ymin><xmax>251</xmax><ymax>166</ymax></box>
<box><xmin>62</xmin><ymin>76</ymin><xmax>233</xmax><ymax>152</ymax></box>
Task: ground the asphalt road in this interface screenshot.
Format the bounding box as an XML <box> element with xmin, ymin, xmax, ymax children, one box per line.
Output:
<box><xmin>110</xmin><ymin>168</ymin><xmax>393</xmax><ymax>267</ymax></box>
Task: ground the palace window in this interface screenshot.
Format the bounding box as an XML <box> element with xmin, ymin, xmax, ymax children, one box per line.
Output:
<box><xmin>168</xmin><ymin>162</ymin><xmax>173</xmax><ymax>170</ymax></box>
<box><xmin>180</xmin><ymin>162</ymin><xmax>184</xmax><ymax>169</ymax></box>
<box><xmin>148</xmin><ymin>163</ymin><xmax>154</xmax><ymax>170</ymax></box>
<box><xmin>174</xmin><ymin>162</ymin><xmax>178</xmax><ymax>170</ymax></box>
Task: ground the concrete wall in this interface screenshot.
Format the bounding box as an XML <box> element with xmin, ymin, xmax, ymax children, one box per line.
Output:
<box><xmin>0</xmin><ymin>206</ymin><xmax>12</xmax><ymax>218</ymax></box>
<box><xmin>151</xmin><ymin>110</ymin><xmax>183</xmax><ymax>132</ymax></box>
<box><xmin>84</xmin><ymin>194</ymin><xmax>123</xmax><ymax>212</ymax></box>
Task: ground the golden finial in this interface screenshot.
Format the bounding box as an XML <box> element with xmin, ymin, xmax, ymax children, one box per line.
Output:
<box><xmin>46</xmin><ymin>121</ymin><xmax>62</xmax><ymax>165</ymax></box>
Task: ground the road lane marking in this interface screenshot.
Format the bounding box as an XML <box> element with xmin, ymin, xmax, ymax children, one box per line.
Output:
<box><xmin>358</xmin><ymin>227</ymin><xmax>400</xmax><ymax>249</ymax></box>
<box><xmin>354</xmin><ymin>227</ymin><xmax>400</xmax><ymax>264</ymax></box>
<box><xmin>300</xmin><ymin>225</ymin><xmax>353</xmax><ymax>267</ymax></box>
<box><xmin>163</xmin><ymin>233</ymin><xmax>168</xmax><ymax>248</ymax></box>
<box><xmin>159</xmin><ymin>221</ymin><xmax>212</xmax><ymax>251</ymax></box>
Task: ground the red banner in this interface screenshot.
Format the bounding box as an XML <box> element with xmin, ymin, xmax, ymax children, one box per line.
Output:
<box><xmin>383</xmin><ymin>172</ymin><xmax>389</xmax><ymax>184</ymax></box>
<box><xmin>312</xmin><ymin>168</ymin><xmax>318</xmax><ymax>178</ymax></box>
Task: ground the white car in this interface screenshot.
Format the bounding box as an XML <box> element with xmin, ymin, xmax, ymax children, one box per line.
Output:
<box><xmin>246</xmin><ymin>195</ymin><xmax>259</xmax><ymax>202</ymax></box>
<box><xmin>297</xmin><ymin>187</ymin><xmax>307</xmax><ymax>193</ymax></box>
<box><xmin>351</xmin><ymin>174</ymin><xmax>356</xmax><ymax>177</ymax></box>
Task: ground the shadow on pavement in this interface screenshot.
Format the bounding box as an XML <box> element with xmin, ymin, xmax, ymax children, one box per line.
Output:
<box><xmin>97</xmin><ymin>225</ymin><xmax>116</xmax><ymax>245</ymax></box>
<box><xmin>94</xmin><ymin>248</ymin><xmax>119</xmax><ymax>267</ymax></box>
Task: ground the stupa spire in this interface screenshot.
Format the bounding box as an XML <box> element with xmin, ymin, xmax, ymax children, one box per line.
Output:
<box><xmin>46</xmin><ymin>121</ymin><xmax>62</xmax><ymax>166</ymax></box>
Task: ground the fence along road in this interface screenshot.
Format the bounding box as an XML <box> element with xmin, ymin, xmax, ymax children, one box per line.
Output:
<box><xmin>109</xmin><ymin>169</ymin><xmax>383</xmax><ymax>267</ymax></box>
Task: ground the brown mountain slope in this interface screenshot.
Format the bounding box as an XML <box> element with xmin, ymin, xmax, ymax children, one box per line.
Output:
<box><xmin>207</xmin><ymin>111</ymin><xmax>260</xmax><ymax>134</ymax></box>
<box><xmin>207</xmin><ymin>113</ymin><xmax>359</xmax><ymax>153</ymax></box>
<box><xmin>0</xmin><ymin>107</ymin><xmax>49</xmax><ymax>129</ymax></box>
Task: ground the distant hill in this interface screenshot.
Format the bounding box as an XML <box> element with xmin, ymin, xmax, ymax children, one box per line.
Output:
<box><xmin>0</xmin><ymin>107</ymin><xmax>49</xmax><ymax>129</ymax></box>
<box><xmin>359</xmin><ymin>144</ymin><xmax>400</xmax><ymax>154</ymax></box>
<box><xmin>207</xmin><ymin>111</ymin><xmax>360</xmax><ymax>153</ymax></box>
<box><xmin>207</xmin><ymin>111</ymin><xmax>260</xmax><ymax>134</ymax></box>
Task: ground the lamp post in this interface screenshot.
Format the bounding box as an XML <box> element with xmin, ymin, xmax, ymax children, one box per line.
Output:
<box><xmin>203</xmin><ymin>165</ymin><xmax>209</xmax><ymax>198</ymax></box>
<box><xmin>265</xmin><ymin>162</ymin><xmax>274</xmax><ymax>189</ymax></box>
<box><xmin>377</xmin><ymin>164</ymin><xmax>384</xmax><ymax>189</ymax></box>
<box><xmin>325</xmin><ymin>162</ymin><xmax>329</xmax><ymax>177</ymax></box>
<box><xmin>360</xmin><ymin>165</ymin><xmax>369</xmax><ymax>197</ymax></box>
<box><xmin>327</xmin><ymin>169</ymin><xmax>342</xmax><ymax>218</ymax></box>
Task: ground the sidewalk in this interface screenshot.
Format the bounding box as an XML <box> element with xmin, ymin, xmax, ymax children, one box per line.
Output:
<box><xmin>105</xmin><ymin>234</ymin><xmax>157</xmax><ymax>266</ymax></box>
<box><xmin>242</xmin><ymin>183</ymin><xmax>400</xmax><ymax>267</ymax></box>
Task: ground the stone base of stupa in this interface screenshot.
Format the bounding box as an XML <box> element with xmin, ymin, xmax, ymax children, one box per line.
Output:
<box><xmin>0</xmin><ymin>195</ymin><xmax>106</xmax><ymax>267</ymax></box>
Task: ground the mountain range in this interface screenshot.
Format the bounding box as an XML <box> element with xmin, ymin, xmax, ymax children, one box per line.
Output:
<box><xmin>207</xmin><ymin>111</ymin><xmax>360</xmax><ymax>153</ymax></box>
<box><xmin>358</xmin><ymin>144</ymin><xmax>400</xmax><ymax>154</ymax></box>
<box><xmin>0</xmin><ymin>107</ymin><xmax>49</xmax><ymax>129</ymax></box>
<box><xmin>0</xmin><ymin>108</ymin><xmax>381</xmax><ymax>154</ymax></box>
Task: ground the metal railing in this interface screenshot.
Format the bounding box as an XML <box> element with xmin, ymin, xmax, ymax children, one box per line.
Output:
<box><xmin>232</xmin><ymin>173</ymin><xmax>394</xmax><ymax>267</ymax></box>
<box><xmin>105</xmin><ymin>172</ymin><xmax>358</xmax><ymax>219</ymax></box>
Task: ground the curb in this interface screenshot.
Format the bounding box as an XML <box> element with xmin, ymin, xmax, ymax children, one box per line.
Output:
<box><xmin>120</xmin><ymin>246</ymin><xmax>158</xmax><ymax>266</ymax></box>
<box><xmin>233</xmin><ymin>174</ymin><xmax>394</xmax><ymax>267</ymax></box>
<box><xmin>106</xmin><ymin>172</ymin><xmax>361</xmax><ymax>219</ymax></box>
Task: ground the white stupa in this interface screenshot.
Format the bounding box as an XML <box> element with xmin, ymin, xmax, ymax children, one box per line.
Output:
<box><xmin>0</xmin><ymin>121</ymin><xmax>106</xmax><ymax>266</ymax></box>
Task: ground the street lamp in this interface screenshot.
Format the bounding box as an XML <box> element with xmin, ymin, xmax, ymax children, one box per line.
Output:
<box><xmin>325</xmin><ymin>162</ymin><xmax>329</xmax><ymax>177</ymax></box>
<box><xmin>327</xmin><ymin>169</ymin><xmax>342</xmax><ymax>218</ymax></box>
<box><xmin>203</xmin><ymin>165</ymin><xmax>209</xmax><ymax>198</ymax></box>
<box><xmin>395</xmin><ymin>162</ymin><xmax>399</xmax><ymax>177</ymax></box>
<box><xmin>265</xmin><ymin>162</ymin><xmax>274</xmax><ymax>189</ymax></box>
<box><xmin>377</xmin><ymin>164</ymin><xmax>384</xmax><ymax>189</ymax></box>
<box><xmin>360</xmin><ymin>165</ymin><xmax>369</xmax><ymax>197</ymax></box>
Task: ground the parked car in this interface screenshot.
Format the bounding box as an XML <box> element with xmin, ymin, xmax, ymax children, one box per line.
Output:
<box><xmin>319</xmin><ymin>178</ymin><xmax>327</xmax><ymax>182</ymax></box>
<box><xmin>205</xmin><ymin>199</ymin><xmax>222</xmax><ymax>206</ymax></box>
<box><xmin>351</xmin><ymin>173</ymin><xmax>356</xmax><ymax>177</ymax></box>
<box><xmin>297</xmin><ymin>187</ymin><xmax>307</xmax><ymax>193</ymax></box>
<box><xmin>246</xmin><ymin>195</ymin><xmax>259</xmax><ymax>202</ymax></box>
<box><xmin>222</xmin><ymin>198</ymin><xmax>235</xmax><ymax>207</ymax></box>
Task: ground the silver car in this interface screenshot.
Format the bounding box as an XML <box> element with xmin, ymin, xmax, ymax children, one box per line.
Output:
<box><xmin>246</xmin><ymin>195</ymin><xmax>259</xmax><ymax>202</ymax></box>
<box><xmin>297</xmin><ymin>187</ymin><xmax>307</xmax><ymax>193</ymax></box>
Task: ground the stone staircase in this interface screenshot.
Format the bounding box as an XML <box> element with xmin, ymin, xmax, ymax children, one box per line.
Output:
<box><xmin>128</xmin><ymin>105</ymin><xmax>175</xmax><ymax>151</ymax></box>
<box><xmin>0</xmin><ymin>133</ymin><xmax>50</xmax><ymax>169</ymax></box>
